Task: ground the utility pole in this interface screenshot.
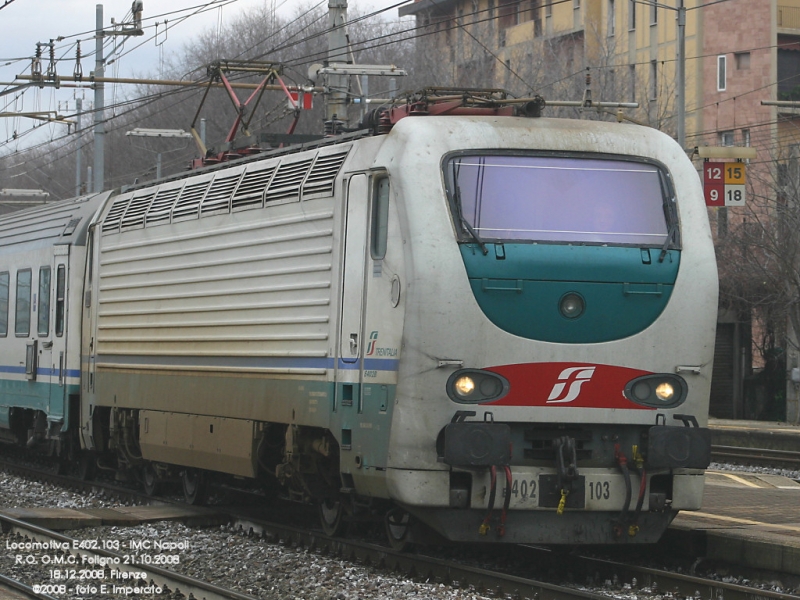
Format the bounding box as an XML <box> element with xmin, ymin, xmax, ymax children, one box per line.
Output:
<box><xmin>93</xmin><ymin>4</ymin><xmax>105</xmax><ymax>195</ymax></box>
<box><xmin>75</xmin><ymin>98</ymin><xmax>82</xmax><ymax>196</ymax></box>
<box><xmin>326</xmin><ymin>0</ymin><xmax>349</xmax><ymax>131</ymax></box>
<box><xmin>677</xmin><ymin>0</ymin><xmax>686</xmax><ymax>151</ymax></box>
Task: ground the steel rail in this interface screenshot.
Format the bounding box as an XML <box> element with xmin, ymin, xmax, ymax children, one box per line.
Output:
<box><xmin>0</xmin><ymin>574</ymin><xmax>59</xmax><ymax>600</ymax></box>
<box><xmin>711</xmin><ymin>444</ymin><xmax>800</xmax><ymax>467</ymax></box>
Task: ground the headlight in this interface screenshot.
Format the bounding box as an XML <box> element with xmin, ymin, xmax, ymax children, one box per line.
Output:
<box><xmin>559</xmin><ymin>292</ymin><xmax>585</xmax><ymax>319</ymax></box>
<box><xmin>655</xmin><ymin>382</ymin><xmax>675</xmax><ymax>401</ymax></box>
<box><xmin>624</xmin><ymin>374</ymin><xmax>687</xmax><ymax>408</ymax></box>
<box><xmin>454</xmin><ymin>376</ymin><xmax>476</xmax><ymax>396</ymax></box>
<box><xmin>447</xmin><ymin>369</ymin><xmax>510</xmax><ymax>404</ymax></box>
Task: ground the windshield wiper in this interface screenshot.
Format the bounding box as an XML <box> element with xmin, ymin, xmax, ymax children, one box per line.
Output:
<box><xmin>452</xmin><ymin>164</ymin><xmax>488</xmax><ymax>255</ymax></box>
<box><xmin>460</xmin><ymin>216</ymin><xmax>489</xmax><ymax>255</ymax></box>
<box><xmin>658</xmin><ymin>223</ymin><xmax>677</xmax><ymax>263</ymax></box>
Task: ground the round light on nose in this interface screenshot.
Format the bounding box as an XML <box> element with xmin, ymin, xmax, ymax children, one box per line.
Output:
<box><xmin>454</xmin><ymin>376</ymin><xmax>476</xmax><ymax>396</ymax></box>
<box><xmin>559</xmin><ymin>293</ymin><xmax>585</xmax><ymax>319</ymax></box>
<box><xmin>655</xmin><ymin>382</ymin><xmax>675</xmax><ymax>401</ymax></box>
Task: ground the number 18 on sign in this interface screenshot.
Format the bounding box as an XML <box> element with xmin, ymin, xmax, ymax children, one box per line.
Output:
<box><xmin>704</xmin><ymin>161</ymin><xmax>745</xmax><ymax>207</ymax></box>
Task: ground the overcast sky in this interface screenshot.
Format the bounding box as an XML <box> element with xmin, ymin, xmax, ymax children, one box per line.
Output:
<box><xmin>0</xmin><ymin>0</ymin><xmax>409</xmax><ymax>150</ymax></box>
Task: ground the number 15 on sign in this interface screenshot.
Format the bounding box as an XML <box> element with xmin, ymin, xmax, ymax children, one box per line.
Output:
<box><xmin>704</xmin><ymin>161</ymin><xmax>746</xmax><ymax>207</ymax></box>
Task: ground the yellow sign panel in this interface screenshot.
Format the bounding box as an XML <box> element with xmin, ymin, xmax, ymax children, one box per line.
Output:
<box><xmin>724</xmin><ymin>163</ymin><xmax>746</xmax><ymax>185</ymax></box>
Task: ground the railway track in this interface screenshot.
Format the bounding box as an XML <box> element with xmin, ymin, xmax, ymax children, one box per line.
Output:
<box><xmin>711</xmin><ymin>444</ymin><xmax>800</xmax><ymax>470</ymax></box>
<box><xmin>1</xmin><ymin>458</ymin><xmax>797</xmax><ymax>600</ymax></box>
<box><xmin>0</xmin><ymin>573</ymin><xmax>59</xmax><ymax>600</ymax></box>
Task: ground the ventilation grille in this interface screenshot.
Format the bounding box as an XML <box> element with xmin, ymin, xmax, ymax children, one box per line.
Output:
<box><xmin>266</xmin><ymin>158</ymin><xmax>313</xmax><ymax>203</ymax></box>
<box><xmin>102</xmin><ymin>196</ymin><xmax>131</xmax><ymax>234</ymax></box>
<box><xmin>172</xmin><ymin>180</ymin><xmax>210</xmax><ymax>221</ymax></box>
<box><xmin>303</xmin><ymin>152</ymin><xmax>348</xmax><ymax>196</ymax></box>
<box><xmin>146</xmin><ymin>187</ymin><xmax>182</xmax><ymax>225</ymax></box>
<box><xmin>121</xmin><ymin>191</ymin><xmax>156</xmax><ymax>230</ymax></box>
<box><xmin>202</xmin><ymin>172</ymin><xmax>242</xmax><ymax>215</ymax></box>
<box><xmin>232</xmin><ymin>165</ymin><xmax>274</xmax><ymax>211</ymax></box>
<box><xmin>101</xmin><ymin>147</ymin><xmax>350</xmax><ymax>234</ymax></box>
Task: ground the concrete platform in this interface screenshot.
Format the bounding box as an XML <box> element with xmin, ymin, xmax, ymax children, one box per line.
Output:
<box><xmin>0</xmin><ymin>504</ymin><xmax>220</xmax><ymax>531</ymax></box>
<box><xmin>670</xmin><ymin>470</ymin><xmax>800</xmax><ymax>576</ymax></box>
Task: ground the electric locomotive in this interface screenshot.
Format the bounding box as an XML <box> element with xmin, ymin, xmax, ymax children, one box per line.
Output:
<box><xmin>0</xmin><ymin>92</ymin><xmax>717</xmax><ymax>546</ymax></box>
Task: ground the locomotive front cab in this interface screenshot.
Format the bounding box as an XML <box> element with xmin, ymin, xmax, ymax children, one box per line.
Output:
<box><xmin>383</xmin><ymin>118</ymin><xmax>717</xmax><ymax>546</ymax></box>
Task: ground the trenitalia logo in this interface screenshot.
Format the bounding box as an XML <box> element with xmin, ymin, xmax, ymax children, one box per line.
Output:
<box><xmin>482</xmin><ymin>362</ymin><xmax>653</xmax><ymax>409</ymax></box>
<box><xmin>546</xmin><ymin>366</ymin><xmax>597</xmax><ymax>404</ymax></box>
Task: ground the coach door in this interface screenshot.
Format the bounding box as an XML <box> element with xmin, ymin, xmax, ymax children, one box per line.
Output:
<box><xmin>336</xmin><ymin>174</ymin><xmax>369</xmax><ymax>410</ymax></box>
<box><xmin>49</xmin><ymin>248</ymin><xmax>69</xmax><ymax>420</ymax></box>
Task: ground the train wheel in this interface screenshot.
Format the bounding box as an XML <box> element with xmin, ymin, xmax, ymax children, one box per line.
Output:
<box><xmin>142</xmin><ymin>463</ymin><xmax>161</xmax><ymax>496</ymax></box>
<box><xmin>182</xmin><ymin>468</ymin><xmax>208</xmax><ymax>505</ymax></box>
<box><xmin>75</xmin><ymin>453</ymin><xmax>95</xmax><ymax>481</ymax></box>
<box><xmin>319</xmin><ymin>497</ymin><xmax>346</xmax><ymax>536</ymax></box>
<box><xmin>385</xmin><ymin>507</ymin><xmax>413</xmax><ymax>551</ymax></box>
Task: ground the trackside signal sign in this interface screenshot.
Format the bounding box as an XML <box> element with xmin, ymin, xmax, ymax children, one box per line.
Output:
<box><xmin>704</xmin><ymin>161</ymin><xmax>746</xmax><ymax>207</ymax></box>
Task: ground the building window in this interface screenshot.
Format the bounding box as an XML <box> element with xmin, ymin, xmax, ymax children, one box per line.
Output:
<box><xmin>499</xmin><ymin>0</ymin><xmax>519</xmax><ymax>29</ymax></box>
<box><xmin>608</xmin><ymin>0</ymin><xmax>615</xmax><ymax>36</ymax></box>
<box><xmin>629</xmin><ymin>0</ymin><xmax>636</xmax><ymax>30</ymax></box>
<box><xmin>720</xmin><ymin>130</ymin><xmax>735</xmax><ymax>147</ymax></box>
<box><xmin>650</xmin><ymin>60</ymin><xmax>658</xmax><ymax>100</ymax></box>
<box><xmin>546</xmin><ymin>0</ymin><xmax>552</xmax><ymax>17</ymax></box>
<box><xmin>735</xmin><ymin>52</ymin><xmax>751</xmax><ymax>70</ymax></box>
<box><xmin>574</xmin><ymin>0</ymin><xmax>580</xmax><ymax>8</ymax></box>
<box><xmin>650</xmin><ymin>1</ymin><xmax>657</xmax><ymax>25</ymax></box>
<box><xmin>717</xmin><ymin>55</ymin><xmax>727</xmax><ymax>91</ymax></box>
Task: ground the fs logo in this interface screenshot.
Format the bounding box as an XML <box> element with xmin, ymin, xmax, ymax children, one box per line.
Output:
<box><xmin>546</xmin><ymin>366</ymin><xmax>596</xmax><ymax>404</ymax></box>
<box><xmin>365</xmin><ymin>331</ymin><xmax>379</xmax><ymax>356</ymax></box>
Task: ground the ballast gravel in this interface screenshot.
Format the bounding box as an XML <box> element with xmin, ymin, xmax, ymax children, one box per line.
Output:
<box><xmin>0</xmin><ymin>467</ymin><xmax>797</xmax><ymax>599</ymax></box>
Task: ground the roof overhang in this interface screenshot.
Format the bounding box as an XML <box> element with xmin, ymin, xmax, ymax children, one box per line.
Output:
<box><xmin>399</xmin><ymin>0</ymin><xmax>458</xmax><ymax>17</ymax></box>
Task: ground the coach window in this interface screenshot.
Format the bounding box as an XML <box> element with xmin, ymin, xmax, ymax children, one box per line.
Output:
<box><xmin>55</xmin><ymin>265</ymin><xmax>65</xmax><ymax>337</ymax></box>
<box><xmin>38</xmin><ymin>266</ymin><xmax>51</xmax><ymax>337</ymax></box>
<box><xmin>15</xmin><ymin>269</ymin><xmax>31</xmax><ymax>337</ymax></box>
<box><xmin>0</xmin><ymin>272</ymin><xmax>8</xmax><ymax>337</ymax></box>
<box><xmin>371</xmin><ymin>177</ymin><xmax>390</xmax><ymax>260</ymax></box>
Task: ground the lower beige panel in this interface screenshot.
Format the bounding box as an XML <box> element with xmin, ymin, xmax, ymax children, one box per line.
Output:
<box><xmin>139</xmin><ymin>410</ymin><xmax>257</xmax><ymax>478</ymax></box>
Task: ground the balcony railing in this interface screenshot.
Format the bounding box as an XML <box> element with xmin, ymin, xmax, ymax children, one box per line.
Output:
<box><xmin>778</xmin><ymin>5</ymin><xmax>800</xmax><ymax>29</ymax></box>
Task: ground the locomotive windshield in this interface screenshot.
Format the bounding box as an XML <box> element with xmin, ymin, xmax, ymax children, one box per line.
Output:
<box><xmin>447</xmin><ymin>155</ymin><xmax>673</xmax><ymax>247</ymax></box>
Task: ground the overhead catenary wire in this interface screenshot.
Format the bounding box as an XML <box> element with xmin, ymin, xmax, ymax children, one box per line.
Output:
<box><xmin>0</xmin><ymin>0</ymin><xmax>789</xmax><ymax>178</ymax></box>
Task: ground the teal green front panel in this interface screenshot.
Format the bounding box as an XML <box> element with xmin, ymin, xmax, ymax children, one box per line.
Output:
<box><xmin>460</xmin><ymin>243</ymin><xmax>680</xmax><ymax>344</ymax></box>
<box><xmin>333</xmin><ymin>381</ymin><xmax>395</xmax><ymax>472</ymax></box>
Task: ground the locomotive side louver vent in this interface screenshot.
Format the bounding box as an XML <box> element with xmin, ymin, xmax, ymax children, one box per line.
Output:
<box><xmin>172</xmin><ymin>180</ymin><xmax>210</xmax><ymax>221</ymax></box>
<box><xmin>102</xmin><ymin>196</ymin><xmax>131</xmax><ymax>234</ymax></box>
<box><xmin>232</xmin><ymin>165</ymin><xmax>275</xmax><ymax>211</ymax></box>
<box><xmin>265</xmin><ymin>158</ymin><xmax>313</xmax><ymax>203</ymax></box>
<box><xmin>201</xmin><ymin>172</ymin><xmax>242</xmax><ymax>215</ymax></box>
<box><xmin>101</xmin><ymin>146</ymin><xmax>350</xmax><ymax>235</ymax></box>
<box><xmin>146</xmin><ymin>186</ymin><xmax>182</xmax><ymax>225</ymax></box>
<box><xmin>303</xmin><ymin>151</ymin><xmax>348</xmax><ymax>197</ymax></box>
<box><xmin>120</xmin><ymin>191</ymin><xmax>156</xmax><ymax>230</ymax></box>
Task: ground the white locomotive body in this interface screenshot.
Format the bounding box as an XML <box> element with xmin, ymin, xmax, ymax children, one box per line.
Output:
<box><xmin>0</xmin><ymin>110</ymin><xmax>717</xmax><ymax>545</ymax></box>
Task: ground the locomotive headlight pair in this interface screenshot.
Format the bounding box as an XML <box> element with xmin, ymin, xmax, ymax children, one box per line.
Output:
<box><xmin>625</xmin><ymin>374</ymin><xmax>687</xmax><ymax>408</ymax></box>
<box><xmin>447</xmin><ymin>370</ymin><xmax>510</xmax><ymax>404</ymax></box>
